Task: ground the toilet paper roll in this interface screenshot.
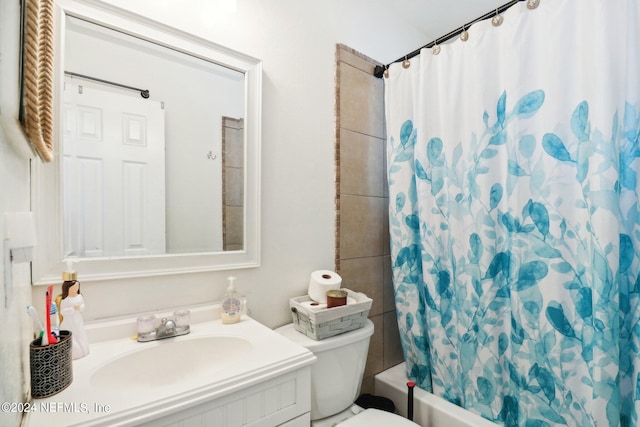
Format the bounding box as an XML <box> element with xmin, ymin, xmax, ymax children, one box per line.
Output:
<box><xmin>308</xmin><ymin>270</ymin><xmax>342</xmax><ymax>303</ymax></box>
<box><xmin>299</xmin><ymin>300</ymin><xmax>327</xmax><ymax>312</ymax></box>
<box><xmin>298</xmin><ymin>297</ymin><xmax>356</xmax><ymax>312</ymax></box>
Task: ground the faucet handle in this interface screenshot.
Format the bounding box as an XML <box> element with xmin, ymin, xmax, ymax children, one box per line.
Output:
<box><xmin>173</xmin><ymin>309</ymin><xmax>191</xmax><ymax>328</ymax></box>
<box><xmin>136</xmin><ymin>314</ymin><xmax>156</xmax><ymax>334</ymax></box>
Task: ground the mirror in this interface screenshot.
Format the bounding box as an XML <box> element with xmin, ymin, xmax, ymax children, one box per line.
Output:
<box><xmin>31</xmin><ymin>0</ymin><xmax>261</xmax><ymax>284</ymax></box>
<box><xmin>63</xmin><ymin>15</ymin><xmax>245</xmax><ymax>257</ymax></box>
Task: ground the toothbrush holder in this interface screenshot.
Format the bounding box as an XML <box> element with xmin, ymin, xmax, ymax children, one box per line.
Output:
<box><xmin>30</xmin><ymin>330</ymin><xmax>73</xmax><ymax>398</ymax></box>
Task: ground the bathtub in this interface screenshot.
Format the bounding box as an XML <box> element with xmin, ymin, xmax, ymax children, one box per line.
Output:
<box><xmin>374</xmin><ymin>363</ymin><xmax>499</xmax><ymax>427</ymax></box>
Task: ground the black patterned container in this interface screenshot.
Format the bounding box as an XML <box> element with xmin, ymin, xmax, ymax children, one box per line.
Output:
<box><xmin>30</xmin><ymin>330</ymin><xmax>73</xmax><ymax>398</ymax></box>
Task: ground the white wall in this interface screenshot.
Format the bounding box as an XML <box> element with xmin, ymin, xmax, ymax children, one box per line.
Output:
<box><xmin>0</xmin><ymin>136</ymin><xmax>32</xmax><ymax>426</ymax></box>
<box><xmin>0</xmin><ymin>0</ymin><xmax>38</xmax><ymax>425</ymax></box>
<box><xmin>0</xmin><ymin>1</ymin><xmax>427</xmax><ymax>423</ymax></box>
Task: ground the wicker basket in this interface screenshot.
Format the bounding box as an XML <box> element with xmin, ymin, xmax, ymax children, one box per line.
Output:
<box><xmin>289</xmin><ymin>289</ymin><xmax>372</xmax><ymax>340</ymax></box>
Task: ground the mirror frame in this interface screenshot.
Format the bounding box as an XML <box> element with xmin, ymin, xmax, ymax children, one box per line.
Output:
<box><xmin>31</xmin><ymin>0</ymin><xmax>261</xmax><ymax>285</ymax></box>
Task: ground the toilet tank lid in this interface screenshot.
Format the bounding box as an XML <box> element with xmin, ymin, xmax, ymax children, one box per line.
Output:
<box><xmin>338</xmin><ymin>408</ymin><xmax>420</xmax><ymax>426</ymax></box>
<box><xmin>275</xmin><ymin>318</ymin><xmax>374</xmax><ymax>352</ymax></box>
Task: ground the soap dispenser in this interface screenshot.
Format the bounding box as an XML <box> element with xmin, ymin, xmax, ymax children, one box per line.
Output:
<box><xmin>59</xmin><ymin>260</ymin><xmax>89</xmax><ymax>359</ymax></box>
<box><xmin>221</xmin><ymin>276</ymin><xmax>241</xmax><ymax>324</ymax></box>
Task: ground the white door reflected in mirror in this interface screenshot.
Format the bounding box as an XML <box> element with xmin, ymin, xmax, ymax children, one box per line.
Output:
<box><xmin>63</xmin><ymin>81</ymin><xmax>167</xmax><ymax>258</ymax></box>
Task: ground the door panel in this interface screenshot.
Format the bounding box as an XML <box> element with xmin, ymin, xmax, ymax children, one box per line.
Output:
<box><xmin>63</xmin><ymin>80</ymin><xmax>166</xmax><ymax>257</ymax></box>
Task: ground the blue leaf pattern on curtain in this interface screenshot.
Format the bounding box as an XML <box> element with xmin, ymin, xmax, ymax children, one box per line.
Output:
<box><xmin>387</xmin><ymin>95</ymin><xmax>640</xmax><ymax>426</ymax></box>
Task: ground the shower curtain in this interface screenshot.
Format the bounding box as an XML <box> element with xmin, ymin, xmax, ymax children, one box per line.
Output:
<box><xmin>385</xmin><ymin>1</ymin><xmax>640</xmax><ymax>426</ymax></box>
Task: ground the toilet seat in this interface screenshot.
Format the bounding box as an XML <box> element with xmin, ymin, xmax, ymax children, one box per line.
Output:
<box><xmin>336</xmin><ymin>408</ymin><xmax>420</xmax><ymax>426</ymax></box>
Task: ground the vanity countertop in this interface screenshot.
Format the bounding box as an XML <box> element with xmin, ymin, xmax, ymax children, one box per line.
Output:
<box><xmin>25</xmin><ymin>307</ymin><xmax>315</xmax><ymax>427</ymax></box>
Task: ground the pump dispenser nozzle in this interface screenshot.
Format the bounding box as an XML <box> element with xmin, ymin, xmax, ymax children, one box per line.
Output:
<box><xmin>62</xmin><ymin>259</ymin><xmax>78</xmax><ymax>281</ymax></box>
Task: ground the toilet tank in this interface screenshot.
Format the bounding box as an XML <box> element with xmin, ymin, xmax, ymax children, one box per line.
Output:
<box><xmin>276</xmin><ymin>319</ymin><xmax>374</xmax><ymax>420</ymax></box>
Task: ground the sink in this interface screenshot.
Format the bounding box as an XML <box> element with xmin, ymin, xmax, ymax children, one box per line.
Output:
<box><xmin>26</xmin><ymin>309</ymin><xmax>317</xmax><ymax>427</ymax></box>
<box><xmin>90</xmin><ymin>336</ymin><xmax>253</xmax><ymax>390</ymax></box>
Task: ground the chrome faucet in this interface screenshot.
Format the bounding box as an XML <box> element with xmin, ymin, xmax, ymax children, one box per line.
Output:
<box><xmin>158</xmin><ymin>317</ymin><xmax>177</xmax><ymax>337</ymax></box>
<box><xmin>137</xmin><ymin>311</ymin><xmax>190</xmax><ymax>342</ymax></box>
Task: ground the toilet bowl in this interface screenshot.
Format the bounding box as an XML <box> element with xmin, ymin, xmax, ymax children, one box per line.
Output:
<box><xmin>338</xmin><ymin>407</ymin><xmax>419</xmax><ymax>426</ymax></box>
<box><xmin>276</xmin><ymin>319</ymin><xmax>419</xmax><ymax>426</ymax></box>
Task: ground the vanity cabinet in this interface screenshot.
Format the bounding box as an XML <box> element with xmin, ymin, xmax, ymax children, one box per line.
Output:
<box><xmin>142</xmin><ymin>368</ymin><xmax>311</xmax><ymax>427</ymax></box>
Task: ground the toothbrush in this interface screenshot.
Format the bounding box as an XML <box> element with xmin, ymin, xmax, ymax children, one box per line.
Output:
<box><xmin>50</xmin><ymin>302</ymin><xmax>60</xmax><ymax>340</ymax></box>
<box><xmin>45</xmin><ymin>286</ymin><xmax>56</xmax><ymax>344</ymax></box>
<box><xmin>26</xmin><ymin>305</ymin><xmax>46</xmax><ymax>345</ymax></box>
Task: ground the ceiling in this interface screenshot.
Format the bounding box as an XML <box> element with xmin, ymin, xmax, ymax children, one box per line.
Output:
<box><xmin>379</xmin><ymin>0</ymin><xmax>513</xmax><ymax>61</ymax></box>
<box><xmin>397</xmin><ymin>0</ymin><xmax>511</xmax><ymax>39</ymax></box>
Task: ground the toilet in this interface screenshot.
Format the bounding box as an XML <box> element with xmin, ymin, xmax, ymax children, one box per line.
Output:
<box><xmin>276</xmin><ymin>319</ymin><xmax>419</xmax><ymax>426</ymax></box>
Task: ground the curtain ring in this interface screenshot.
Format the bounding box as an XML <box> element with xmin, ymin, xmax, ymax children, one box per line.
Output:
<box><xmin>460</xmin><ymin>25</ymin><xmax>469</xmax><ymax>42</ymax></box>
<box><xmin>527</xmin><ymin>0</ymin><xmax>540</xmax><ymax>9</ymax></box>
<box><xmin>383</xmin><ymin>65</ymin><xmax>389</xmax><ymax>78</ymax></box>
<box><xmin>402</xmin><ymin>56</ymin><xmax>410</xmax><ymax>68</ymax></box>
<box><xmin>432</xmin><ymin>40</ymin><xmax>441</xmax><ymax>55</ymax></box>
<box><xmin>491</xmin><ymin>8</ymin><xmax>503</xmax><ymax>26</ymax></box>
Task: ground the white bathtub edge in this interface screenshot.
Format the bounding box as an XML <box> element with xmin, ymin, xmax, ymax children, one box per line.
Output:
<box><xmin>374</xmin><ymin>363</ymin><xmax>500</xmax><ymax>427</ymax></box>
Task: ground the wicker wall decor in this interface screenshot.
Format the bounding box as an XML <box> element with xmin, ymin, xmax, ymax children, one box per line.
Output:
<box><xmin>22</xmin><ymin>0</ymin><xmax>55</xmax><ymax>162</ymax></box>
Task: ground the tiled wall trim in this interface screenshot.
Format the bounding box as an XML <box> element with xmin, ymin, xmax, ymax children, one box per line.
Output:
<box><xmin>335</xmin><ymin>44</ymin><xmax>403</xmax><ymax>394</ymax></box>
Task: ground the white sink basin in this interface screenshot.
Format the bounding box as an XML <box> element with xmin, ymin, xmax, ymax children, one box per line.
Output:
<box><xmin>90</xmin><ymin>336</ymin><xmax>253</xmax><ymax>389</ymax></box>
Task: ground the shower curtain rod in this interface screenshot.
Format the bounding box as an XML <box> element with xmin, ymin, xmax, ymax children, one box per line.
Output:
<box><xmin>373</xmin><ymin>0</ymin><xmax>524</xmax><ymax>78</ymax></box>
<box><xmin>64</xmin><ymin>71</ymin><xmax>150</xmax><ymax>98</ymax></box>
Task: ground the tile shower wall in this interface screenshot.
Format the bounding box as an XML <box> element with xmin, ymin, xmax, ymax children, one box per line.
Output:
<box><xmin>335</xmin><ymin>44</ymin><xmax>404</xmax><ymax>393</ymax></box>
<box><xmin>222</xmin><ymin>117</ymin><xmax>245</xmax><ymax>251</ymax></box>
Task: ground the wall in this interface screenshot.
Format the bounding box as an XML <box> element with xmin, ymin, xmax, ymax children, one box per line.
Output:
<box><xmin>0</xmin><ymin>0</ymin><xmax>38</xmax><ymax>426</ymax></box>
<box><xmin>0</xmin><ymin>0</ymin><xmax>430</xmax><ymax>424</ymax></box>
<box><xmin>0</xmin><ymin>141</ymin><xmax>32</xmax><ymax>426</ymax></box>
<box><xmin>335</xmin><ymin>45</ymin><xmax>404</xmax><ymax>393</ymax></box>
